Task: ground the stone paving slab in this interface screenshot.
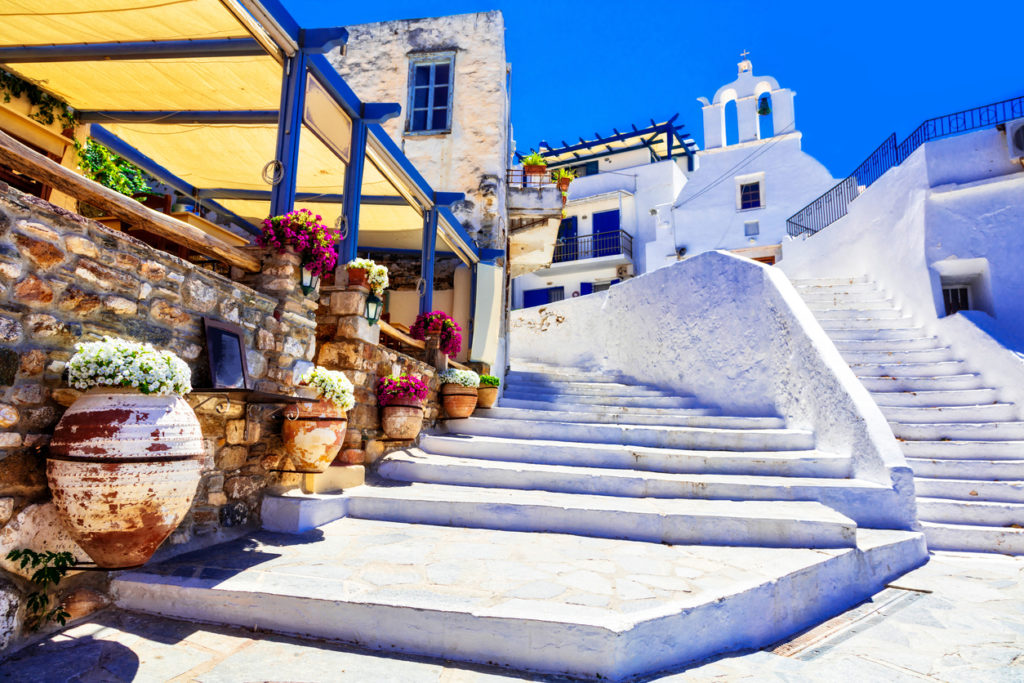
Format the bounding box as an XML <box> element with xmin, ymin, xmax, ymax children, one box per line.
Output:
<box><xmin>3</xmin><ymin>552</ymin><xmax>1024</xmax><ymax>681</ymax></box>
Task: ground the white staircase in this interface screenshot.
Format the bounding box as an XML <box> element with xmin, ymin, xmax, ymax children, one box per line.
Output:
<box><xmin>793</xmin><ymin>275</ymin><xmax>1024</xmax><ymax>554</ymax></box>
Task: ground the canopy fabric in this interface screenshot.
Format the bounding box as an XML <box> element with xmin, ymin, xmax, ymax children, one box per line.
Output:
<box><xmin>215</xmin><ymin>199</ymin><xmax>424</xmax><ymax>241</ymax></box>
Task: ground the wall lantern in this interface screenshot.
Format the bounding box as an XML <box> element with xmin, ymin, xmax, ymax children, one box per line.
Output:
<box><xmin>300</xmin><ymin>267</ymin><xmax>320</xmax><ymax>296</ymax></box>
<box><xmin>365</xmin><ymin>293</ymin><xmax>383</xmax><ymax>326</ymax></box>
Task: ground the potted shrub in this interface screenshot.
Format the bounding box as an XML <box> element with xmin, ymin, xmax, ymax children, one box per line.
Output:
<box><xmin>345</xmin><ymin>257</ymin><xmax>389</xmax><ymax>296</ymax></box>
<box><xmin>439</xmin><ymin>369</ymin><xmax>480</xmax><ymax>418</ymax></box>
<box><xmin>521</xmin><ymin>151</ymin><xmax>548</xmax><ymax>178</ymax></box>
<box><xmin>257</xmin><ymin>208</ymin><xmax>339</xmax><ymax>296</ymax></box>
<box><xmin>279</xmin><ymin>367</ymin><xmax>355</xmax><ymax>474</ymax></box>
<box><xmin>551</xmin><ymin>167</ymin><xmax>576</xmax><ymax>192</ymax></box>
<box><xmin>410</xmin><ymin>310</ymin><xmax>461</xmax><ymax>357</ymax></box>
<box><xmin>377</xmin><ymin>374</ymin><xmax>429</xmax><ymax>440</ymax></box>
<box><xmin>48</xmin><ymin>337</ymin><xmax>201</xmax><ymax>569</ymax></box>
<box><xmin>477</xmin><ymin>374</ymin><xmax>500</xmax><ymax>409</ymax></box>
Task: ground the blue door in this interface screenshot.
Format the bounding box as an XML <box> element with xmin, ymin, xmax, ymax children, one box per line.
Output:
<box><xmin>553</xmin><ymin>217</ymin><xmax>577</xmax><ymax>262</ymax></box>
<box><xmin>592</xmin><ymin>210</ymin><xmax>620</xmax><ymax>257</ymax></box>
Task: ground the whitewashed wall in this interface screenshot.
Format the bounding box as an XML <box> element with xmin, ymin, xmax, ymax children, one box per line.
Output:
<box><xmin>509</xmin><ymin>251</ymin><xmax>916</xmax><ymax>529</ymax></box>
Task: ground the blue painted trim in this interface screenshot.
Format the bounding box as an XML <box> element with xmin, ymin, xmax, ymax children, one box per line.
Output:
<box><xmin>419</xmin><ymin>208</ymin><xmax>438</xmax><ymax>315</ymax></box>
<box><xmin>0</xmin><ymin>38</ymin><xmax>264</xmax><ymax>63</ymax></box>
<box><xmin>249</xmin><ymin>0</ymin><xmax>302</xmax><ymax>46</ymax></box>
<box><xmin>339</xmin><ymin>119</ymin><xmax>368</xmax><ymax>263</ymax></box>
<box><xmin>362</xmin><ymin>103</ymin><xmax>402</xmax><ymax>124</ymax></box>
<box><xmin>269</xmin><ymin>51</ymin><xmax>309</xmax><ymax>217</ymax></box>
<box><xmin>437</xmin><ymin>206</ymin><xmax>479</xmax><ymax>262</ymax></box>
<box><xmin>478</xmin><ymin>248</ymin><xmax>505</xmax><ymax>262</ymax></box>
<box><xmin>306</xmin><ymin>54</ymin><xmax>364</xmax><ymax>120</ymax></box>
<box><xmin>299</xmin><ymin>27</ymin><xmax>348</xmax><ymax>53</ymax></box>
<box><xmin>78</xmin><ymin>110</ymin><xmax>278</xmax><ymax>124</ymax></box>
<box><xmin>197</xmin><ymin>189</ymin><xmax>407</xmax><ymax>205</ymax></box>
<box><xmin>433</xmin><ymin>191</ymin><xmax>465</xmax><ymax>207</ymax></box>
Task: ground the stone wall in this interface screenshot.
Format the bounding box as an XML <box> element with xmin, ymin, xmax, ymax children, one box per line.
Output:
<box><xmin>0</xmin><ymin>185</ymin><xmax>317</xmax><ymax>652</ymax></box>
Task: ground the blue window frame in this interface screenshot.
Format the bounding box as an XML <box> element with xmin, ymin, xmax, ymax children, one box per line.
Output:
<box><xmin>522</xmin><ymin>287</ymin><xmax>564</xmax><ymax>308</ymax></box>
<box><xmin>407</xmin><ymin>52</ymin><xmax>454</xmax><ymax>134</ymax></box>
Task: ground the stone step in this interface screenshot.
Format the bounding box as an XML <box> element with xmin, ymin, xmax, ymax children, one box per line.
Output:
<box><xmin>900</xmin><ymin>439</ymin><xmax>1024</xmax><ymax>460</ymax></box>
<box><xmin>790</xmin><ymin>275</ymin><xmax>870</xmax><ymax>287</ymax></box>
<box><xmin>858</xmin><ymin>373</ymin><xmax>983</xmax><ymax>392</ymax></box>
<box><xmin>917</xmin><ymin>496</ymin><xmax>1024</xmax><ymax>527</ymax></box>
<box><xmin>799</xmin><ymin>290</ymin><xmax>890</xmax><ymax>304</ymax></box>
<box><xmin>840</xmin><ymin>347</ymin><xmax>955</xmax><ymax>364</ymax></box>
<box><xmin>891</xmin><ymin>421</ymin><xmax>1024</xmax><ymax>441</ymax></box>
<box><xmin>498</xmin><ymin>392</ymin><xmax>700</xmax><ymax>409</ymax></box>
<box><xmin>380</xmin><ymin>451</ymin><xmax>897</xmax><ymax>528</ymax></box>
<box><xmin>446</xmin><ymin>417</ymin><xmax>817</xmax><ymax>452</ymax></box>
<box><xmin>503</xmin><ymin>380</ymin><xmax>680</xmax><ymax>398</ymax></box>
<box><xmin>908</xmin><ymin>457</ymin><xmax>1024</xmax><ymax>479</ymax></box>
<box><xmin>810</xmin><ymin>306</ymin><xmax>905</xmax><ymax>320</ymax></box>
<box><xmin>111</xmin><ymin>520</ymin><xmax>928</xmax><ymax>680</ymax></box>
<box><xmin>833</xmin><ymin>336</ymin><xmax>943</xmax><ymax>352</ymax></box>
<box><xmin>819</xmin><ymin>316</ymin><xmax>919</xmax><ymax>331</ymax></box>
<box><xmin>921</xmin><ymin>520</ymin><xmax>1024</xmax><ymax>554</ymax></box>
<box><xmin>880</xmin><ymin>402</ymin><xmax>1019</xmax><ymax>424</ymax></box>
<box><xmin>850</xmin><ymin>360</ymin><xmax>969</xmax><ymax>378</ymax></box>
<box><xmin>824</xmin><ymin>327</ymin><xmax>929</xmax><ymax>341</ymax></box>
<box><xmin>419</xmin><ymin>433</ymin><xmax>852</xmax><ymax>478</ymax></box>
<box><xmin>343</xmin><ymin>481</ymin><xmax>857</xmax><ymax>549</ymax></box>
<box><xmin>871</xmin><ymin>388</ymin><xmax>1000</xmax><ymax>407</ymax></box>
<box><xmin>912</xmin><ymin>477</ymin><xmax>1024</xmax><ymax>504</ymax></box>
<box><xmin>475</xmin><ymin>406</ymin><xmax>783</xmax><ymax>430</ymax></box>
<box><xmin>506</xmin><ymin>369</ymin><xmax>624</xmax><ymax>385</ymax></box>
<box><xmin>497</xmin><ymin>396</ymin><xmax>709</xmax><ymax>413</ymax></box>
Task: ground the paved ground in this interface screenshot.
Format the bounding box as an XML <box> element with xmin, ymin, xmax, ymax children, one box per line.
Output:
<box><xmin>3</xmin><ymin>550</ymin><xmax>1022</xmax><ymax>682</ymax></box>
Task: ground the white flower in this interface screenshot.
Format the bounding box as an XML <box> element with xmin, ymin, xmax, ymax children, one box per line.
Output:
<box><xmin>301</xmin><ymin>366</ymin><xmax>355</xmax><ymax>410</ymax></box>
<box><xmin>439</xmin><ymin>368</ymin><xmax>480</xmax><ymax>387</ymax></box>
<box><xmin>67</xmin><ymin>336</ymin><xmax>192</xmax><ymax>396</ymax></box>
<box><xmin>346</xmin><ymin>258</ymin><xmax>389</xmax><ymax>296</ymax></box>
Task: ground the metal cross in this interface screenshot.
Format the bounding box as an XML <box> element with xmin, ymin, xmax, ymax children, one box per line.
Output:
<box><xmin>740</xmin><ymin>49</ymin><xmax>750</xmax><ymax>59</ymax></box>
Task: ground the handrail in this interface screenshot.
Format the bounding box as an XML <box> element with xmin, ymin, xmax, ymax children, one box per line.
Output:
<box><xmin>553</xmin><ymin>229</ymin><xmax>633</xmax><ymax>262</ymax></box>
<box><xmin>379</xmin><ymin>320</ymin><xmax>425</xmax><ymax>350</ymax></box>
<box><xmin>506</xmin><ymin>168</ymin><xmax>556</xmax><ymax>190</ymax></box>
<box><xmin>448</xmin><ymin>358</ymin><xmax>471</xmax><ymax>371</ymax></box>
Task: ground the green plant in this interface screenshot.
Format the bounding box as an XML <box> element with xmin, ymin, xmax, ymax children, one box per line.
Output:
<box><xmin>479</xmin><ymin>374</ymin><xmax>500</xmax><ymax>388</ymax></box>
<box><xmin>0</xmin><ymin>69</ymin><xmax>77</xmax><ymax>129</ymax></box>
<box><xmin>520</xmin><ymin>151</ymin><xmax>547</xmax><ymax>167</ymax></box>
<box><xmin>6</xmin><ymin>549</ymin><xmax>77</xmax><ymax>630</ymax></box>
<box><xmin>551</xmin><ymin>168</ymin><xmax>576</xmax><ymax>182</ymax></box>
<box><xmin>75</xmin><ymin>139</ymin><xmax>152</xmax><ymax>198</ymax></box>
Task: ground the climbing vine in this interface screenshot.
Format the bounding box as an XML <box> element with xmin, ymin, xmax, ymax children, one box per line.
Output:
<box><xmin>5</xmin><ymin>549</ymin><xmax>78</xmax><ymax>631</ymax></box>
<box><xmin>0</xmin><ymin>69</ymin><xmax>77</xmax><ymax>130</ymax></box>
<box><xmin>75</xmin><ymin>139</ymin><xmax>152</xmax><ymax>198</ymax></box>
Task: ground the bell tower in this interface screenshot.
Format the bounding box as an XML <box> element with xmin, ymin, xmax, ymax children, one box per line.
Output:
<box><xmin>697</xmin><ymin>52</ymin><xmax>796</xmax><ymax>150</ymax></box>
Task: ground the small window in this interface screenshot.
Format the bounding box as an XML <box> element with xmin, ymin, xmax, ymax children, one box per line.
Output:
<box><xmin>943</xmin><ymin>286</ymin><xmax>970</xmax><ymax>315</ymax></box>
<box><xmin>740</xmin><ymin>182</ymin><xmax>762</xmax><ymax>210</ymax></box>
<box><xmin>744</xmin><ymin>220</ymin><xmax>760</xmax><ymax>237</ymax></box>
<box><xmin>407</xmin><ymin>53</ymin><xmax>454</xmax><ymax>133</ymax></box>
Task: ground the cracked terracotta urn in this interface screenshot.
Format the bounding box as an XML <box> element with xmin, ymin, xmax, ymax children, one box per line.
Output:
<box><xmin>47</xmin><ymin>388</ymin><xmax>203</xmax><ymax>569</ymax></box>
<box><xmin>441</xmin><ymin>384</ymin><xmax>478</xmax><ymax>419</ymax></box>
<box><xmin>279</xmin><ymin>400</ymin><xmax>348</xmax><ymax>473</ymax></box>
<box><xmin>381</xmin><ymin>398</ymin><xmax>424</xmax><ymax>440</ymax></box>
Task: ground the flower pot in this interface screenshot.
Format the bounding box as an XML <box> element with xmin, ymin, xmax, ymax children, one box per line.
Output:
<box><xmin>346</xmin><ymin>266</ymin><xmax>369</xmax><ymax>289</ymax></box>
<box><xmin>381</xmin><ymin>398</ymin><xmax>424</xmax><ymax>440</ymax></box>
<box><xmin>556</xmin><ymin>177</ymin><xmax>572</xmax><ymax>192</ymax></box>
<box><xmin>523</xmin><ymin>164</ymin><xmax>547</xmax><ymax>176</ymax></box>
<box><xmin>476</xmin><ymin>386</ymin><xmax>499</xmax><ymax>409</ymax></box>
<box><xmin>279</xmin><ymin>401</ymin><xmax>348</xmax><ymax>474</ymax></box>
<box><xmin>441</xmin><ymin>384</ymin><xmax>478</xmax><ymax>418</ymax></box>
<box><xmin>47</xmin><ymin>388</ymin><xmax>203</xmax><ymax>569</ymax></box>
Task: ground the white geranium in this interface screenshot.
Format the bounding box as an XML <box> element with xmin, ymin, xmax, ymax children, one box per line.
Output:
<box><xmin>346</xmin><ymin>258</ymin><xmax>389</xmax><ymax>296</ymax></box>
<box><xmin>67</xmin><ymin>336</ymin><xmax>192</xmax><ymax>396</ymax></box>
<box><xmin>439</xmin><ymin>368</ymin><xmax>480</xmax><ymax>388</ymax></box>
<box><xmin>301</xmin><ymin>366</ymin><xmax>355</xmax><ymax>410</ymax></box>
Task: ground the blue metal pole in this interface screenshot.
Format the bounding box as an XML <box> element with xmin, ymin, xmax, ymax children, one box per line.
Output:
<box><xmin>269</xmin><ymin>51</ymin><xmax>309</xmax><ymax>217</ymax></box>
<box><xmin>337</xmin><ymin>118</ymin><xmax>367</xmax><ymax>264</ymax></box>
<box><xmin>419</xmin><ymin>208</ymin><xmax>438</xmax><ymax>315</ymax></box>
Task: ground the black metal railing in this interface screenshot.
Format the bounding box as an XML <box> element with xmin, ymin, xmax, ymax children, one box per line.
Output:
<box><xmin>506</xmin><ymin>168</ymin><xmax>556</xmax><ymax>189</ymax></box>
<box><xmin>787</xmin><ymin>94</ymin><xmax>1024</xmax><ymax>237</ymax></box>
<box><xmin>553</xmin><ymin>230</ymin><xmax>633</xmax><ymax>263</ymax></box>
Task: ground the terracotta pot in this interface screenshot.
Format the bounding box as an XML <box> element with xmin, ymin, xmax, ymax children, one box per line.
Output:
<box><xmin>346</xmin><ymin>266</ymin><xmax>369</xmax><ymax>289</ymax></box>
<box><xmin>556</xmin><ymin>177</ymin><xmax>572</xmax><ymax>192</ymax></box>
<box><xmin>47</xmin><ymin>388</ymin><xmax>203</xmax><ymax>568</ymax></box>
<box><xmin>523</xmin><ymin>164</ymin><xmax>547</xmax><ymax>176</ymax></box>
<box><xmin>441</xmin><ymin>384</ymin><xmax>478</xmax><ymax>418</ymax></box>
<box><xmin>476</xmin><ymin>386</ymin><xmax>499</xmax><ymax>409</ymax></box>
<box><xmin>381</xmin><ymin>398</ymin><xmax>424</xmax><ymax>440</ymax></box>
<box><xmin>280</xmin><ymin>401</ymin><xmax>348</xmax><ymax>473</ymax></box>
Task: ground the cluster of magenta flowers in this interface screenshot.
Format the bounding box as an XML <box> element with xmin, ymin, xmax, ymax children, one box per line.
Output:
<box><xmin>257</xmin><ymin>208</ymin><xmax>340</xmax><ymax>277</ymax></box>
<box><xmin>409</xmin><ymin>310</ymin><xmax>462</xmax><ymax>356</ymax></box>
<box><xmin>376</xmin><ymin>374</ymin><xmax>429</xmax><ymax>407</ymax></box>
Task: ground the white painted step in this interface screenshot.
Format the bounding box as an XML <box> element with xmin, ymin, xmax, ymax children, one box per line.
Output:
<box><xmin>913</xmin><ymin>477</ymin><xmax>1024</xmax><ymax>504</ymax></box>
<box><xmin>834</xmin><ymin>336</ymin><xmax>943</xmax><ymax>352</ymax></box>
<box><xmin>791</xmin><ymin>275</ymin><xmax>869</xmax><ymax>287</ymax></box>
<box><xmin>498</xmin><ymin>392</ymin><xmax>699</xmax><ymax>409</ymax></box>
<box><xmin>917</xmin><ymin>497</ymin><xmax>1024</xmax><ymax>527</ymax></box>
<box><xmin>901</xmin><ymin>440</ymin><xmax>1024</xmax><ymax>460</ymax></box>
<box><xmin>871</xmin><ymin>388</ymin><xmax>1000</xmax><ymax>408</ymax></box>
<box><xmin>922</xmin><ymin>521</ymin><xmax>1024</xmax><ymax>555</ymax></box>
<box><xmin>850</xmin><ymin>360</ymin><xmax>969</xmax><ymax>378</ymax></box>
<box><xmin>811</xmin><ymin>306</ymin><xmax>904</xmax><ymax>319</ymax></box>
<box><xmin>503</xmin><ymin>380</ymin><xmax>680</xmax><ymax>398</ymax></box>
<box><xmin>880</xmin><ymin>402</ymin><xmax>1018</xmax><ymax>424</ymax></box>
<box><xmin>344</xmin><ymin>481</ymin><xmax>857</xmax><ymax>548</ymax></box>
<box><xmin>819</xmin><ymin>316</ymin><xmax>918</xmax><ymax>331</ymax></box>
<box><xmin>824</xmin><ymin>327</ymin><xmax>930</xmax><ymax>341</ymax></box>
<box><xmin>419</xmin><ymin>433</ymin><xmax>852</xmax><ymax>478</ymax></box>
<box><xmin>858</xmin><ymin>373</ymin><xmax>983</xmax><ymax>392</ymax></box>
<box><xmin>380</xmin><ymin>451</ymin><xmax>897</xmax><ymax>528</ymax></box>
<box><xmin>477</xmin><ymin>406</ymin><xmax>783</xmax><ymax>430</ymax></box>
<box><xmin>892</xmin><ymin>421</ymin><xmax>1024</xmax><ymax>441</ymax></box>
<box><xmin>799</xmin><ymin>290</ymin><xmax>889</xmax><ymax>304</ymax></box>
<box><xmin>447</xmin><ymin>417</ymin><xmax>816</xmax><ymax>452</ymax></box>
<box><xmin>506</xmin><ymin>370</ymin><xmax>624</xmax><ymax>384</ymax></box>
<box><xmin>497</xmin><ymin>396</ymin><xmax>710</xmax><ymax>414</ymax></box>
<box><xmin>840</xmin><ymin>347</ymin><xmax>955</xmax><ymax>364</ymax></box>
<box><xmin>908</xmin><ymin>457</ymin><xmax>1024</xmax><ymax>479</ymax></box>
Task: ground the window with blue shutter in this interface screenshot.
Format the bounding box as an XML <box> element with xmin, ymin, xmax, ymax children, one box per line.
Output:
<box><xmin>407</xmin><ymin>53</ymin><xmax>454</xmax><ymax>134</ymax></box>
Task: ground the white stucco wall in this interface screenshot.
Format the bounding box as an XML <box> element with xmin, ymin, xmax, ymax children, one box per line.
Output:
<box><xmin>329</xmin><ymin>12</ymin><xmax>510</xmax><ymax>248</ymax></box>
<box><xmin>509</xmin><ymin>251</ymin><xmax>916</xmax><ymax>530</ymax></box>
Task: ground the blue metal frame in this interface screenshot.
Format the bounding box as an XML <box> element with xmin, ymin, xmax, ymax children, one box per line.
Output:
<box><xmin>338</xmin><ymin>119</ymin><xmax>367</xmax><ymax>264</ymax></box>
<box><xmin>529</xmin><ymin>115</ymin><xmax>698</xmax><ymax>172</ymax></box>
<box><xmin>269</xmin><ymin>50</ymin><xmax>309</xmax><ymax>217</ymax></box>
<box><xmin>0</xmin><ymin>38</ymin><xmax>264</xmax><ymax>63</ymax></box>
<box><xmin>78</xmin><ymin>110</ymin><xmax>279</xmax><ymax>124</ymax></box>
<box><xmin>419</xmin><ymin>208</ymin><xmax>438</xmax><ymax>315</ymax></box>
<box><xmin>437</xmin><ymin>206</ymin><xmax>480</xmax><ymax>263</ymax></box>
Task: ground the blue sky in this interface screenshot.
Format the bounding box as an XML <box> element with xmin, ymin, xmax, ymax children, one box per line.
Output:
<box><xmin>285</xmin><ymin>1</ymin><xmax>1023</xmax><ymax>178</ymax></box>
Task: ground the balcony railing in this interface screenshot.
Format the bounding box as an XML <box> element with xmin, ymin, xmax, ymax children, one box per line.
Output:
<box><xmin>506</xmin><ymin>168</ymin><xmax>556</xmax><ymax>190</ymax></box>
<box><xmin>553</xmin><ymin>230</ymin><xmax>632</xmax><ymax>263</ymax></box>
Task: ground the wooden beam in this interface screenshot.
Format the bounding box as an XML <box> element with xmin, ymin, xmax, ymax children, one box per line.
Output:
<box><xmin>0</xmin><ymin>129</ymin><xmax>260</xmax><ymax>272</ymax></box>
<box><xmin>378</xmin><ymin>320</ymin><xmax>426</xmax><ymax>350</ymax></box>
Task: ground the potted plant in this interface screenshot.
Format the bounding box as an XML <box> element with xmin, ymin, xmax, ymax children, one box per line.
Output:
<box><xmin>410</xmin><ymin>310</ymin><xmax>462</xmax><ymax>357</ymax></box>
<box><xmin>439</xmin><ymin>368</ymin><xmax>480</xmax><ymax>418</ymax></box>
<box><xmin>47</xmin><ymin>337</ymin><xmax>201</xmax><ymax>569</ymax></box>
<box><xmin>257</xmin><ymin>208</ymin><xmax>340</xmax><ymax>296</ymax></box>
<box><xmin>521</xmin><ymin>151</ymin><xmax>548</xmax><ymax>178</ymax></box>
<box><xmin>551</xmin><ymin>167</ymin><xmax>576</xmax><ymax>192</ymax></box>
<box><xmin>377</xmin><ymin>374</ymin><xmax>429</xmax><ymax>440</ymax></box>
<box><xmin>345</xmin><ymin>257</ymin><xmax>389</xmax><ymax>296</ymax></box>
<box><xmin>477</xmin><ymin>374</ymin><xmax>500</xmax><ymax>409</ymax></box>
<box><xmin>279</xmin><ymin>367</ymin><xmax>355</xmax><ymax>474</ymax></box>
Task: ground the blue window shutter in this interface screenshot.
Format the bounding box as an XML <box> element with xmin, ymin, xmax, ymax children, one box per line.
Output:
<box><xmin>580</xmin><ymin>282</ymin><xmax>593</xmax><ymax>295</ymax></box>
<box><xmin>523</xmin><ymin>288</ymin><xmax>548</xmax><ymax>308</ymax></box>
